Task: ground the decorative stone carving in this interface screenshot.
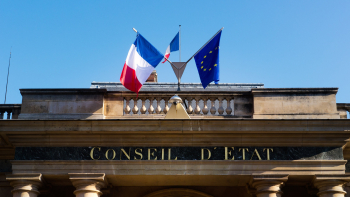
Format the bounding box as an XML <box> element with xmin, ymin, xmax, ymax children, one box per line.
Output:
<box><xmin>140</xmin><ymin>99</ymin><xmax>147</xmax><ymax>114</ymax></box>
<box><xmin>148</xmin><ymin>97</ymin><xmax>155</xmax><ymax>114</ymax></box>
<box><xmin>163</xmin><ymin>98</ymin><xmax>169</xmax><ymax>114</ymax></box>
<box><xmin>248</xmin><ymin>174</ymin><xmax>288</xmax><ymax>197</ymax></box>
<box><xmin>210</xmin><ymin>98</ymin><xmax>216</xmax><ymax>115</ymax></box>
<box><xmin>132</xmin><ymin>99</ymin><xmax>139</xmax><ymax>114</ymax></box>
<box><xmin>217</xmin><ymin>97</ymin><xmax>224</xmax><ymax>115</ymax></box>
<box><xmin>225</xmin><ymin>97</ymin><xmax>232</xmax><ymax>115</ymax></box>
<box><xmin>124</xmin><ymin>98</ymin><xmax>131</xmax><ymax>114</ymax></box>
<box><xmin>155</xmin><ymin>97</ymin><xmax>162</xmax><ymax>114</ymax></box>
<box><xmin>202</xmin><ymin>97</ymin><xmax>209</xmax><ymax>115</ymax></box>
<box><xmin>313</xmin><ymin>175</ymin><xmax>350</xmax><ymax>197</ymax></box>
<box><xmin>69</xmin><ymin>173</ymin><xmax>108</xmax><ymax>197</ymax></box>
<box><xmin>194</xmin><ymin>97</ymin><xmax>201</xmax><ymax>114</ymax></box>
<box><xmin>186</xmin><ymin>97</ymin><xmax>193</xmax><ymax>114</ymax></box>
<box><xmin>6</xmin><ymin>173</ymin><xmax>43</xmax><ymax>197</ymax></box>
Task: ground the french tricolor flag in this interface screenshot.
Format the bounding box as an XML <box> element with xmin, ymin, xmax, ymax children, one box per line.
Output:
<box><xmin>162</xmin><ymin>32</ymin><xmax>179</xmax><ymax>63</ymax></box>
<box><xmin>120</xmin><ymin>33</ymin><xmax>163</xmax><ymax>93</ymax></box>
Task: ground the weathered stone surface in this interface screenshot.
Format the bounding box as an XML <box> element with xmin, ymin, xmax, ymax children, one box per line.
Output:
<box><xmin>19</xmin><ymin>89</ymin><xmax>106</xmax><ymax>119</ymax></box>
<box><xmin>233</xmin><ymin>96</ymin><xmax>253</xmax><ymax>117</ymax></box>
<box><xmin>252</xmin><ymin>88</ymin><xmax>340</xmax><ymax>119</ymax></box>
<box><xmin>104</xmin><ymin>96</ymin><xmax>123</xmax><ymax>116</ymax></box>
<box><xmin>337</xmin><ymin>103</ymin><xmax>350</xmax><ymax>119</ymax></box>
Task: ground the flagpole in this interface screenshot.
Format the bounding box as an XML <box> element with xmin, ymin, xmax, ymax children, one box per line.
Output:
<box><xmin>185</xmin><ymin>27</ymin><xmax>224</xmax><ymax>64</ymax></box>
<box><xmin>179</xmin><ymin>25</ymin><xmax>181</xmax><ymax>62</ymax></box>
<box><xmin>131</xmin><ymin>28</ymin><xmax>179</xmax><ymax>89</ymax></box>
<box><xmin>4</xmin><ymin>48</ymin><xmax>11</xmax><ymax>104</ymax></box>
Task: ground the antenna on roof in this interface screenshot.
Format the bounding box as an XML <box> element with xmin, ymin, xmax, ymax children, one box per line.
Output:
<box><xmin>4</xmin><ymin>47</ymin><xmax>11</xmax><ymax>104</ymax></box>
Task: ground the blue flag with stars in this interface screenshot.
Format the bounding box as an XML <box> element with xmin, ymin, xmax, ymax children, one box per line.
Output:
<box><xmin>194</xmin><ymin>31</ymin><xmax>222</xmax><ymax>89</ymax></box>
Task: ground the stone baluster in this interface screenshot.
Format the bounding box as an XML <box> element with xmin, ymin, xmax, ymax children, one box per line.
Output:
<box><xmin>140</xmin><ymin>98</ymin><xmax>147</xmax><ymax>114</ymax></box>
<box><xmin>194</xmin><ymin>97</ymin><xmax>201</xmax><ymax>114</ymax></box>
<box><xmin>132</xmin><ymin>98</ymin><xmax>139</xmax><ymax>114</ymax></box>
<box><xmin>218</xmin><ymin>97</ymin><xmax>224</xmax><ymax>115</ymax></box>
<box><xmin>313</xmin><ymin>175</ymin><xmax>350</xmax><ymax>197</ymax></box>
<box><xmin>124</xmin><ymin>98</ymin><xmax>131</xmax><ymax>115</ymax></box>
<box><xmin>148</xmin><ymin>97</ymin><xmax>155</xmax><ymax>114</ymax></box>
<box><xmin>155</xmin><ymin>97</ymin><xmax>162</xmax><ymax>114</ymax></box>
<box><xmin>69</xmin><ymin>173</ymin><xmax>108</xmax><ymax>197</ymax></box>
<box><xmin>186</xmin><ymin>97</ymin><xmax>193</xmax><ymax>114</ymax></box>
<box><xmin>7</xmin><ymin>110</ymin><xmax>12</xmax><ymax>119</ymax></box>
<box><xmin>6</xmin><ymin>173</ymin><xmax>43</xmax><ymax>197</ymax></box>
<box><xmin>202</xmin><ymin>97</ymin><xmax>209</xmax><ymax>115</ymax></box>
<box><xmin>210</xmin><ymin>98</ymin><xmax>217</xmax><ymax>115</ymax></box>
<box><xmin>163</xmin><ymin>98</ymin><xmax>169</xmax><ymax>114</ymax></box>
<box><xmin>226</xmin><ymin>97</ymin><xmax>233</xmax><ymax>115</ymax></box>
<box><xmin>248</xmin><ymin>174</ymin><xmax>288</xmax><ymax>197</ymax></box>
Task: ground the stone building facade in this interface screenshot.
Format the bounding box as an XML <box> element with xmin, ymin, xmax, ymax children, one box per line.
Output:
<box><xmin>1</xmin><ymin>77</ymin><xmax>350</xmax><ymax>197</ymax></box>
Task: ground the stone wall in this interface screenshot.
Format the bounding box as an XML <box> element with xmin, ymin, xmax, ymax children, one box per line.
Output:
<box><xmin>19</xmin><ymin>89</ymin><xmax>106</xmax><ymax>119</ymax></box>
<box><xmin>252</xmin><ymin>88</ymin><xmax>340</xmax><ymax>119</ymax></box>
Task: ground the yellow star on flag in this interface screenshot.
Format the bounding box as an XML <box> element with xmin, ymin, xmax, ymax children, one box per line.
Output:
<box><xmin>204</xmin><ymin>56</ymin><xmax>206</xmax><ymax>58</ymax></box>
<box><xmin>203</xmin><ymin>69</ymin><xmax>206</xmax><ymax>71</ymax></box>
<box><xmin>209</xmin><ymin>68</ymin><xmax>211</xmax><ymax>71</ymax></box>
<box><xmin>201</xmin><ymin>61</ymin><xmax>203</xmax><ymax>64</ymax></box>
<box><xmin>209</xmin><ymin>51</ymin><xmax>212</xmax><ymax>53</ymax></box>
<box><xmin>201</xmin><ymin>66</ymin><xmax>203</xmax><ymax>69</ymax></box>
<box><xmin>214</xmin><ymin>64</ymin><xmax>217</xmax><ymax>67</ymax></box>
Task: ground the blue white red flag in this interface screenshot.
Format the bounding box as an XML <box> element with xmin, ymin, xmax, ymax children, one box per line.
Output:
<box><xmin>162</xmin><ymin>32</ymin><xmax>179</xmax><ymax>63</ymax></box>
<box><xmin>120</xmin><ymin>33</ymin><xmax>163</xmax><ymax>93</ymax></box>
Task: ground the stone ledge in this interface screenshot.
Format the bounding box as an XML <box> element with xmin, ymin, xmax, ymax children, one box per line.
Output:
<box><xmin>91</xmin><ymin>82</ymin><xmax>264</xmax><ymax>92</ymax></box>
<box><xmin>251</xmin><ymin>88</ymin><xmax>338</xmax><ymax>94</ymax></box>
<box><xmin>20</xmin><ymin>89</ymin><xmax>107</xmax><ymax>95</ymax></box>
<box><xmin>18</xmin><ymin>113</ymin><xmax>103</xmax><ymax>120</ymax></box>
<box><xmin>253</xmin><ymin>114</ymin><xmax>340</xmax><ymax>119</ymax></box>
<box><xmin>10</xmin><ymin>160</ymin><xmax>347</xmax><ymax>176</ymax></box>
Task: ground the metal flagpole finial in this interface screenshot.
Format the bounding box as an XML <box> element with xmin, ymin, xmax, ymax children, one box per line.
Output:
<box><xmin>132</xmin><ymin>28</ymin><xmax>137</xmax><ymax>33</ymax></box>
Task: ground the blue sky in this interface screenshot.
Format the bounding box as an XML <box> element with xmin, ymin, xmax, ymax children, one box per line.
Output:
<box><xmin>1</xmin><ymin>1</ymin><xmax>349</xmax><ymax>106</ymax></box>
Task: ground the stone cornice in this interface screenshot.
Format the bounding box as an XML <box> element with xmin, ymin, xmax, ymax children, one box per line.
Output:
<box><xmin>19</xmin><ymin>88</ymin><xmax>107</xmax><ymax>95</ymax></box>
<box><xmin>0</xmin><ymin>119</ymin><xmax>349</xmax><ymax>148</ymax></box>
<box><xmin>251</xmin><ymin>88</ymin><xmax>338</xmax><ymax>94</ymax></box>
<box><xmin>1</xmin><ymin>119</ymin><xmax>350</xmax><ymax>134</ymax></box>
<box><xmin>11</xmin><ymin>160</ymin><xmax>347</xmax><ymax>176</ymax></box>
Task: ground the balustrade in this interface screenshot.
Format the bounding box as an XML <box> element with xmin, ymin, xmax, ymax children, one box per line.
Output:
<box><xmin>0</xmin><ymin>104</ymin><xmax>21</xmax><ymax>119</ymax></box>
<box><xmin>337</xmin><ymin>103</ymin><xmax>350</xmax><ymax>119</ymax></box>
<box><xmin>122</xmin><ymin>94</ymin><xmax>234</xmax><ymax>117</ymax></box>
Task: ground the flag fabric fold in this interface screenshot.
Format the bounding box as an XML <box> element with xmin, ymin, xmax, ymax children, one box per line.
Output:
<box><xmin>120</xmin><ymin>33</ymin><xmax>163</xmax><ymax>93</ymax></box>
<box><xmin>194</xmin><ymin>31</ymin><xmax>222</xmax><ymax>89</ymax></box>
<box><xmin>162</xmin><ymin>32</ymin><xmax>179</xmax><ymax>63</ymax></box>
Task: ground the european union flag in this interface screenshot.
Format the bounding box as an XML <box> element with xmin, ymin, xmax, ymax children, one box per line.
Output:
<box><xmin>194</xmin><ymin>31</ymin><xmax>222</xmax><ymax>89</ymax></box>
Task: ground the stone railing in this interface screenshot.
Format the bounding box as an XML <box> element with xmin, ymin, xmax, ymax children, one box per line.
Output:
<box><xmin>93</xmin><ymin>82</ymin><xmax>262</xmax><ymax>118</ymax></box>
<box><xmin>337</xmin><ymin>103</ymin><xmax>350</xmax><ymax>119</ymax></box>
<box><xmin>0</xmin><ymin>104</ymin><xmax>21</xmax><ymax>119</ymax></box>
<box><xmin>122</xmin><ymin>93</ymin><xmax>248</xmax><ymax>117</ymax></box>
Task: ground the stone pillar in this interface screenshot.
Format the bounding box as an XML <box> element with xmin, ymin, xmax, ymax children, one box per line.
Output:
<box><xmin>233</xmin><ymin>96</ymin><xmax>253</xmax><ymax>117</ymax></box>
<box><xmin>6</xmin><ymin>173</ymin><xmax>43</xmax><ymax>197</ymax></box>
<box><xmin>248</xmin><ymin>174</ymin><xmax>288</xmax><ymax>197</ymax></box>
<box><xmin>69</xmin><ymin>173</ymin><xmax>108</xmax><ymax>197</ymax></box>
<box><xmin>313</xmin><ymin>175</ymin><xmax>350</xmax><ymax>197</ymax></box>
